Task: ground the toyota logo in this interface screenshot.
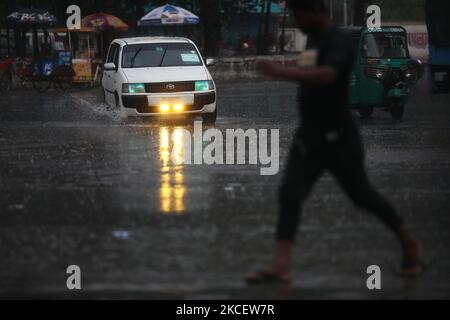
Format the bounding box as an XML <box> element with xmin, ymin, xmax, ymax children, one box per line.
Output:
<box><xmin>166</xmin><ymin>84</ymin><xmax>175</xmax><ymax>90</ymax></box>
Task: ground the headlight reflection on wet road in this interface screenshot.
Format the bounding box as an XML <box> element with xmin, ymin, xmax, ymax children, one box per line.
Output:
<box><xmin>159</xmin><ymin>127</ymin><xmax>186</xmax><ymax>214</ymax></box>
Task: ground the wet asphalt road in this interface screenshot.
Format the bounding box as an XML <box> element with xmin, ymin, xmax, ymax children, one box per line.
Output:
<box><xmin>0</xmin><ymin>76</ymin><xmax>449</xmax><ymax>299</ymax></box>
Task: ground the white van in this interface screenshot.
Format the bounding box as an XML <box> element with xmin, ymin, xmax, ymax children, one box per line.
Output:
<box><xmin>102</xmin><ymin>37</ymin><xmax>217</xmax><ymax>123</ymax></box>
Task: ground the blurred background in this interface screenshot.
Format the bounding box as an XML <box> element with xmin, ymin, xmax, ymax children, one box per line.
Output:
<box><xmin>0</xmin><ymin>0</ymin><xmax>427</xmax><ymax>58</ymax></box>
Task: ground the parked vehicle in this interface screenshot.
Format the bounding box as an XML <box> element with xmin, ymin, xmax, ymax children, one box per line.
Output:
<box><xmin>344</xmin><ymin>26</ymin><xmax>422</xmax><ymax>121</ymax></box>
<box><xmin>102</xmin><ymin>37</ymin><xmax>217</xmax><ymax>123</ymax></box>
<box><xmin>426</xmin><ymin>0</ymin><xmax>450</xmax><ymax>94</ymax></box>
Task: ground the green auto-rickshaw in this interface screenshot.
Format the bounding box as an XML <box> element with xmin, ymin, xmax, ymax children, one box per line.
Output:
<box><xmin>344</xmin><ymin>26</ymin><xmax>422</xmax><ymax>121</ymax></box>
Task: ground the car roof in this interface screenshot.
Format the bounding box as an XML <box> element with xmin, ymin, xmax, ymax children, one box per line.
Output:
<box><xmin>113</xmin><ymin>37</ymin><xmax>192</xmax><ymax>46</ymax></box>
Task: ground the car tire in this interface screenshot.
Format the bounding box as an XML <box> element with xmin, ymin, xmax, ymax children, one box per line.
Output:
<box><xmin>102</xmin><ymin>88</ymin><xmax>107</xmax><ymax>104</ymax></box>
<box><xmin>358</xmin><ymin>106</ymin><xmax>374</xmax><ymax>119</ymax></box>
<box><xmin>202</xmin><ymin>108</ymin><xmax>217</xmax><ymax>124</ymax></box>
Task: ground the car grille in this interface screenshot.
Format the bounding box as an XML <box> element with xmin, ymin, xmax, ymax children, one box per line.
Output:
<box><xmin>122</xmin><ymin>92</ymin><xmax>216</xmax><ymax>114</ymax></box>
<box><xmin>144</xmin><ymin>81</ymin><xmax>195</xmax><ymax>93</ymax></box>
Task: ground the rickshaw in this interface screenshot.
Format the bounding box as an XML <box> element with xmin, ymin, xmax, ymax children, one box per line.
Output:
<box><xmin>344</xmin><ymin>26</ymin><xmax>422</xmax><ymax>121</ymax></box>
<box><xmin>50</xmin><ymin>27</ymin><xmax>103</xmax><ymax>87</ymax></box>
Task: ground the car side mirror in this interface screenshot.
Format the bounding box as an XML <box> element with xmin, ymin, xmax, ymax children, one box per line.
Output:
<box><xmin>206</xmin><ymin>58</ymin><xmax>216</xmax><ymax>67</ymax></box>
<box><xmin>104</xmin><ymin>62</ymin><xmax>116</xmax><ymax>71</ymax></box>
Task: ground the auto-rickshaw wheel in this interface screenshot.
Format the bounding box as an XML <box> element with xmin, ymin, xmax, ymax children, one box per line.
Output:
<box><xmin>390</xmin><ymin>102</ymin><xmax>405</xmax><ymax>121</ymax></box>
<box><xmin>358</xmin><ymin>106</ymin><xmax>374</xmax><ymax>119</ymax></box>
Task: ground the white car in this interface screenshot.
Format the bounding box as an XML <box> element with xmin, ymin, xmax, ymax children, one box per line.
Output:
<box><xmin>102</xmin><ymin>37</ymin><xmax>217</xmax><ymax>123</ymax></box>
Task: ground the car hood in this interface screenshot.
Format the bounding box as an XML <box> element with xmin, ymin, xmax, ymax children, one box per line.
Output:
<box><xmin>122</xmin><ymin>66</ymin><xmax>209</xmax><ymax>83</ymax></box>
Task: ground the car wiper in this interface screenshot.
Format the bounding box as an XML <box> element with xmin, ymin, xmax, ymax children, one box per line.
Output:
<box><xmin>158</xmin><ymin>46</ymin><xmax>168</xmax><ymax>67</ymax></box>
<box><xmin>130</xmin><ymin>46</ymin><xmax>144</xmax><ymax>68</ymax></box>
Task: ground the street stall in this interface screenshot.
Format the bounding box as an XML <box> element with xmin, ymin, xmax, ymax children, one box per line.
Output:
<box><xmin>51</xmin><ymin>27</ymin><xmax>102</xmax><ymax>86</ymax></box>
<box><xmin>5</xmin><ymin>8</ymin><xmax>73</xmax><ymax>92</ymax></box>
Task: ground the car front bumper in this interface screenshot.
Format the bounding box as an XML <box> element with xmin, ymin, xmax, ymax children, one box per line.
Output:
<box><xmin>120</xmin><ymin>91</ymin><xmax>216</xmax><ymax>117</ymax></box>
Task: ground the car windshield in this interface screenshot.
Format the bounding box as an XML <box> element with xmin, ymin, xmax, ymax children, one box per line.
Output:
<box><xmin>363</xmin><ymin>33</ymin><xmax>409</xmax><ymax>58</ymax></box>
<box><xmin>122</xmin><ymin>43</ymin><xmax>202</xmax><ymax>68</ymax></box>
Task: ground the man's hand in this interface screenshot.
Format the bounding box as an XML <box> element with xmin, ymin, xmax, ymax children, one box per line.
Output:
<box><xmin>255</xmin><ymin>60</ymin><xmax>283</xmax><ymax>78</ymax></box>
<box><xmin>256</xmin><ymin>59</ymin><xmax>337</xmax><ymax>85</ymax></box>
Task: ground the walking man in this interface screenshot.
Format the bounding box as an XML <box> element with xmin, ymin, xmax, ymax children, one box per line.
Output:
<box><xmin>246</xmin><ymin>0</ymin><xmax>422</xmax><ymax>283</ymax></box>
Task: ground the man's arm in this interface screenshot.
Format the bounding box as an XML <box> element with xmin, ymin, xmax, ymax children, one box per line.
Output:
<box><xmin>256</xmin><ymin>60</ymin><xmax>337</xmax><ymax>85</ymax></box>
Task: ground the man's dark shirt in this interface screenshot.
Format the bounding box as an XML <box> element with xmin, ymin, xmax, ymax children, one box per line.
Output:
<box><xmin>299</xmin><ymin>27</ymin><xmax>359</xmax><ymax>150</ymax></box>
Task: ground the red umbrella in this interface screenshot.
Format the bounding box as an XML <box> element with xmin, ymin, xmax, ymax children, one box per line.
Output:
<box><xmin>81</xmin><ymin>13</ymin><xmax>128</xmax><ymax>31</ymax></box>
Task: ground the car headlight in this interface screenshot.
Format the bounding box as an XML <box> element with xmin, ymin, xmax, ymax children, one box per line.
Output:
<box><xmin>195</xmin><ymin>80</ymin><xmax>214</xmax><ymax>91</ymax></box>
<box><xmin>124</xmin><ymin>83</ymin><xmax>146</xmax><ymax>94</ymax></box>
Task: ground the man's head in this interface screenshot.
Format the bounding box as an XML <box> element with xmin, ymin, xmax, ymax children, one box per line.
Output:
<box><xmin>288</xmin><ymin>0</ymin><xmax>328</xmax><ymax>34</ymax></box>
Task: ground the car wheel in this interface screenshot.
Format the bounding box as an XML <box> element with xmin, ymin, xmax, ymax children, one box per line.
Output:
<box><xmin>202</xmin><ymin>108</ymin><xmax>217</xmax><ymax>124</ymax></box>
<box><xmin>358</xmin><ymin>106</ymin><xmax>374</xmax><ymax>119</ymax></box>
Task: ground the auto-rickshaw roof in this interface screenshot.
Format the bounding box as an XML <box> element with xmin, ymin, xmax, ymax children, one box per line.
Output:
<box><xmin>341</xmin><ymin>26</ymin><xmax>407</xmax><ymax>37</ymax></box>
<box><xmin>363</xmin><ymin>26</ymin><xmax>407</xmax><ymax>34</ymax></box>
